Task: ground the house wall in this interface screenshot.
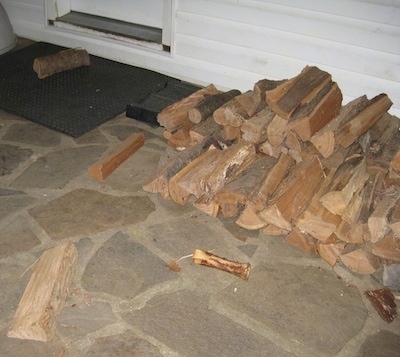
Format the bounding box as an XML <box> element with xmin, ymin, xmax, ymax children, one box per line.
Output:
<box><xmin>2</xmin><ymin>0</ymin><xmax>400</xmax><ymax>116</ymax></box>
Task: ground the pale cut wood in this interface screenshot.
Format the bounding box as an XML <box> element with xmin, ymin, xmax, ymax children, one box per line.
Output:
<box><xmin>253</xmin><ymin>78</ymin><xmax>287</xmax><ymax>107</ymax></box>
<box><xmin>267</xmin><ymin>114</ymin><xmax>288</xmax><ymax>147</ymax></box>
<box><xmin>261</xmin><ymin>224</ymin><xmax>290</xmax><ymax>236</ymax></box>
<box><xmin>167</xmin><ymin>122</ymin><xmax>194</xmax><ymax>150</ymax></box>
<box><xmin>224</xmin><ymin>99</ymin><xmax>250</xmax><ymax>128</ymax></box>
<box><xmin>193</xmin><ymin>195</ymin><xmax>220</xmax><ymax>217</ymax></box>
<box><xmin>285</xmin><ymin>129</ymin><xmax>302</xmax><ymax>152</ymax></box>
<box><xmin>310</xmin><ymin>95</ymin><xmax>369</xmax><ymax>158</ymax></box>
<box><xmin>335</xmin><ymin>93</ymin><xmax>393</xmax><ymax>148</ymax></box>
<box><xmin>189</xmin><ymin>116</ymin><xmax>220</xmax><ymax>145</ymax></box>
<box><xmin>317</xmin><ymin>240</ymin><xmax>346</xmax><ymax>267</ymax></box>
<box><xmin>284</xmin><ymin>228</ymin><xmax>317</xmax><ymax>254</ymax></box>
<box><xmin>169</xmin><ymin>146</ymin><xmax>222</xmax><ymax>204</ymax></box>
<box><xmin>335</xmin><ymin>220</ymin><xmax>364</xmax><ymax>244</ymax></box>
<box><xmin>258</xmin><ymin>156</ymin><xmax>325</xmax><ymax>231</ymax></box>
<box><xmin>236</xmin><ymin>203</ymin><xmax>266</xmax><ymax>230</ymax></box>
<box><xmin>157</xmin><ymin>84</ymin><xmax>218</xmax><ymax>132</ymax></box>
<box><xmin>368</xmin><ymin>191</ymin><xmax>400</xmax><ymax>243</ymax></box>
<box><xmin>340</xmin><ymin>247</ymin><xmax>380</xmax><ymax>274</ymax></box>
<box><xmin>142</xmin><ymin>137</ymin><xmax>217</xmax><ymax>199</ymax></box>
<box><xmin>235</xmin><ymin>90</ymin><xmax>267</xmax><ymax>117</ymax></box>
<box><xmin>8</xmin><ymin>241</ymin><xmax>78</xmax><ymax>341</ymax></box>
<box><xmin>88</xmin><ymin>132</ymin><xmax>144</xmax><ymax>180</ymax></box>
<box><xmin>257</xmin><ymin>140</ymin><xmax>284</xmax><ymax>158</ymax></box>
<box><xmin>192</xmin><ymin>249</ymin><xmax>251</xmax><ymax>280</ymax></box>
<box><xmin>265</xmin><ymin>66</ymin><xmax>332</xmax><ymax>119</ymax></box>
<box><xmin>370</xmin><ymin>232</ymin><xmax>400</xmax><ymax>262</ymax></box>
<box><xmin>391</xmin><ymin>150</ymin><xmax>400</xmax><ymax>173</ymax></box>
<box><xmin>287</xmin><ymin>82</ymin><xmax>342</xmax><ymax>141</ymax></box>
<box><xmin>319</xmin><ymin>156</ymin><xmax>369</xmax><ymax>216</ymax></box>
<box><xmin>240</xmin><ymin>107</ymin><xmax>275</xmax><ymax>143</ymax></box>
<box><xmin>389</xmin><ymin>202</ymin><xmax>400</xmax><ymax>238</ymax></box>
<box><xmin>213</xmin><ymin>98</ymin><xmax>238</xmax><ymax>126</ymax></box>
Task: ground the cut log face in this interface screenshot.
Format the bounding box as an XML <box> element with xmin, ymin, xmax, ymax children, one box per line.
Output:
<box><xmin>241</xmin><ymin>107</ymin><xmax>275</xmax><ymax>143</ymax></box>
<box><xmin>317</xmin><ymin>240</ymin><xmax>346</xmax><ymax>266</ymax></box>
<box><xmin>340</xmin><ymin>246</ymin><xmax>380</xmax><ymax>274</ymax></box>
<box><xmin>284</xmin><ymin>227</ymin><xmax>317</xmax><ymax>253</ymax></box>
<box><xmin>370</xmin><ymin>232</ymin><xmax>400</xmax><ymax>262</ymax></box>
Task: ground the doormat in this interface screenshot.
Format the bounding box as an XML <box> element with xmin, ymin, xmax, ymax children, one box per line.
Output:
<box><xmin>0</xmin><ymin>42</ymin><xmax>172</xmax><ymax>137</ymax></box>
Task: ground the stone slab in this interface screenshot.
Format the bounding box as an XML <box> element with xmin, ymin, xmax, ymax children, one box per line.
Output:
<box><xmin>0</xmin><ymin>144</ymin><xmax>32</xmax><ymax>176</ymax></box>
<box><xmin>2</xmin><ymin>123</ymin><xmax>62</xmax><ymax>147</ymax></box>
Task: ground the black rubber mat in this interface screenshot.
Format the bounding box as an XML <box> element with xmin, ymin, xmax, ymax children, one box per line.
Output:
<box><xmin>0</xmin><ymin>42</ymin><xmax>172</xmax><ymax>137</ymax></box>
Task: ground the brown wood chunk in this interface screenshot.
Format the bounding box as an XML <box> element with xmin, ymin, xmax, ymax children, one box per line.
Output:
<box><xmin>365</xmin><ymin>288</ymin><xmax>397</xmax><ymax>323</ymax></box>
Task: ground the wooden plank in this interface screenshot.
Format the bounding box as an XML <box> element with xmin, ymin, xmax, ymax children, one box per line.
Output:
<box><xmin>8</xmin><ymin>241</ymin><xmax>78</xmax><ymax>342</ymax></box>
<box><xmin>88</xmin><ymin>132</ymin><xmax>144</xmax><ymax>180</ymax></box>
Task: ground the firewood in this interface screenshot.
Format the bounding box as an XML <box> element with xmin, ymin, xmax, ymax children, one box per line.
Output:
<box><xmin>33</xmin><ymin>48</ymin><xmax>90</xmax><ymax>79</ymax></box>
<box><xmin>368</xmin><ymin>190</ymin><xmax>400</xmax><ymax>243</ymax></box>
<box><xmin>213</xmin><ymin>98</ymin><xmax>237</xmax><ymax>126</ymax></box>
<box><xmin>236</xmin><ymin>154</ymin><xmax>293</xmax><ymax>229</ymax></box>
<box><xmin>261</xmin><ymin>224</ymin><xmax>289</xmax><ymax>236</ymax></box>
<box><xmin>317</xmin><ymin>240</ymin><xmax>346</xmax><ymax>266</ymax></box>
<box><xmin>240</xmin><ymin>107</ymin><xmax>275</xmax><ymax>143</ymax></box>
<box><xmin>222</xmin><ymin>125</ymin><xmax>241</xmax><ymax>141</ymax></box>
<box><xmin>365</xmin><ymin>287</ymin><xmax>397</xmax><ymax>323</ymax></box>
<box><xmin>267</xmin><ymin>114</ymin><xmax>288</xmax><ymax>147</ymax></box>
<box><xmin>189</xmin><ymin>116</ymin><xmax>221</xmax><ymax>145</ymax></box>
<box><xmin>8</xmin><ymin>241</ymin><xmax>78</xmax><ymax>341</ymax></box>
<box><xmin>88</xmin><ymin>132</ymin><xmax>144</xmax><ymax>180</ymax></box>
<box><xmin>235</xmin><ymin>90</ymin><xmax>267</xmax><ymax>117</ymax></box>
<box><xmin>215</xmin><ymin>156</ymin><xmax>274</xmax><ymax>218</ymax></box>
<box><xmin>310</xmin><ymin>95</ymin><xmax>369</xmax><ymax>158</ymax></box>
<box><xmin>167</xmin><ymin>122</ymin><xmax>194</xmax><ymax>150</ymax></box>
<box><xmin>214</xmin><ymin>98</ymin><xmax>251</xmax><ymax>128</ymax></box>
<box><xmin>335</xmin><ymin>93</ymin><xmax>393</xmax><ymax>148</ymax></box>
<box><xmin>258</xmin><ymin>156</ymin><xmax>325</xmax><ymax>231</ymax></box>
<box><xmin>201</xmin><ymin>141</ymin><xmax>256</xmax><ymax>199</ymax></box>
<box><xmin>285</xmin><ymin>129</ymin><xmax>302</xmax><ymax>152</ymax></box>
<box><xmin>391</xmin><ymin>150</ymin><xmax>400</xmax><ymax>174</ymax></box>
<box><xmin>192</xmin><ymin>249</ymin><xmax>251</xmax><ymax>280</ymax></box>
<box><xmin>157</xmin><ymin>84</ymin><xmax>218</xmax><ymax>132</ymax></box>
<box><xmin>169</xmin><ymin>146</ymin><xmax>222</xmax><ymax>204</ymax></box>
<box><xmin>257</xmin><ymin>140</ymin><xmax>285</xmax><ymax>158</ymax></box>
<box><xmin>265</xmin><ymin>66</ymin><xmax>332</xmax><ymax>119</ymax></box>
<box><xmin>370</xmin><ymin>232</ymin><xmax>400</xmax><ymax>262</ymax></box>
<box><xmin>189</xmin><ymin>89</ymin><xmax>241</xmax><ymax>124</ymax></box>
<box><xmin>319</xmin><ymin>156</ymin><xmax>369</xmax><ymax>216</ymax></box>
<box><xmin>287</xmin><ymin>82</ymin><xmax>342</xmax><ymax>141</ymax></box>
<box><xmin>193</xmin><ymin>195</ymin><xmax>220</xmax><ymax>217</ymax></box>
<box><xmin>389</xmin><ymin>203</ymin><xmax>400</xmax><ymax>238</ymax></box>
<box><xmin>340</xmin><ymin>246</ymin><xmax>380</xmax><ymax>274</ymax></box>
<box><xmin>142</xmin><ymin>137</ymin><xmax>218</xmax><ymax>199</ymax></box>
<box><xmin>284</xmin><ymin>227</ymin><xmax>317</xmax><ymax>253</ymax></box>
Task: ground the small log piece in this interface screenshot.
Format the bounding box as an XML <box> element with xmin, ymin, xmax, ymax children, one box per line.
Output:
<box><xmin>284</xmin><ymin>227</ymin><xmax>317</xmax><ymax>254</ymax></box>
<box><xmin>88</xmin><ymin>132</ymin><xmax>144</xmax><ymax>180</ymax></box>
<box><xmin>192</xmin><ymin>249</ymin><xmax>251</xmax><ymax>280</ymax></box>
<box><xmin>8</xmin><ymin>241</ymin><xmax>78</xmax><ymax>341</ymax></box>
<box><xmin>365</xmin><ymin>288</ymin><xmax>397</xmax><ymax>323</ymax></box>
<box><xmin>241</xmin><ymin>107</ymin><xmax>275</xmax><ymax>144</ymax></box>
<box><xmin>267</xmin><ymin>114</ymin><xmax>288</xmax><ymax>147</ymax></box>
<box><xmin>370</xmin><ymin>232</ymin><xmax>400</xmax><ymax>262</ymax></box>
<box><xmin>189</xmin><ymin>89</ymin><xmax>241</xmax><ymax>124</ymax></box>
<box><xmin>340</xmin><ymin>246</ymin><xmax>380</xmax><ymax>274</ymax></box>
<box><xmin>33</xmin><ymin>48</ymin><xmax>90</xmax><ymax>79</ymax></box>
<box><xmin>317</xmin><ymin>240</ymin><xmax>346</xmax><ymax>267</ymax></box>
<box><xmin>157</xmin><ymin>84</ymin><xmax>218</xmax><ymax>132</ymax></box>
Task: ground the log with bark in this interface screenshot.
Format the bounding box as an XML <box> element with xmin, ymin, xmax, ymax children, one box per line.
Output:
<box><xmin>365</xmin><ymin>287</ymin><xmax>397</xmax><ymax>323</ymax></box>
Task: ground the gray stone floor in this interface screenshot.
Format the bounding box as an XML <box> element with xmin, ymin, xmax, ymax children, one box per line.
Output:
<box><xmin>0</xmin><ymin>110</ymin><xmax>399</xmax><ymax>357</ymax></box>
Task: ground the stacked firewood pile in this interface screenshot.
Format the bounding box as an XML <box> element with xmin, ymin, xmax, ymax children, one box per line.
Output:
<box><xmin>142</xmin><ymin>65</ymin><xmax>400</xmax><ymax>276</ymax></box>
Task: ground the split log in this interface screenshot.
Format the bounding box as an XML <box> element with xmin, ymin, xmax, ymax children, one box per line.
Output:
<box><xmin>157</xmin><ymin>84</ymin><xmax>218</xmax><ymax>132</ymax></box>
<box><xmin>319</xmin><ymin>156</ymin><xmax>369</xmax><ymax>216</ymax></box>
<box><xmin>193</xmin><ymin>195</ymin><xmax>220</xmax><ymax>217</ymax></box>
<box><xmin>267</xmin><ymin>114</ymin><xmax>288</xmax><ymax>147</ymax></box>
<box><xmin>284</xmin><ymin>227</ymin><xmax>317</xmax><ymax>253</ymax></box>
<box><xmin>365</xmin><ymin>288</ymin><xmax>397</xmax><ymax>323</ymax></box>
<box><xmin>241</xmin><ymin>107</ymin><xmax>275</xmax><ymax>144</ymax></box>
<box><xmin>222</xmin><ymin>125</ymin><xmax>241</xmax><ymax>141</ymax></box>
<box><xmin>166</xmin><ymin>122</ymin><xmax>194</xmax><ymax>150</ymax></box>
<box><xmin>142</xmin><ymin>136</ymin><xmax>219</xmax><ymax>199</ymax></box>
<box><xmin>257</xmin><ymin>140</ymin><xmax>285</xmax><ymax>158</ymax></box>
<box><xmin>189</xmin><ymin>116</ymin><xmax>221</xmax><ymax>145</ymax></box>
<box><xmin>261</xmin><ymin>224</ymin><xmax>290</xmax><ymax>236</ymax></box>
<box><xmin>192</xmin><ymin>249</ymin><xmax>251</xmax><ymax>280</ymax></box>
<box><xmin>189</xmin><ymin>89</ymin><xmax>241</xmax><ymax>124</ymax></box>
<box><xmin>88</xmin><ymin>132</ymin><xmax>144</xmax><ymax>180</ymax></box>
<box><xmin>215</xmin><ymin>156</ymin><xmax>276</xmax><ymax>218</ymax></box>
<box><xmin>389</xmin><ymin>202</ymin><xmax>400</xmax><ymax>238</ymax></box>
<box><xmin>368</xmin><ymin>190</ymin><xmax>400</xmax><ymax>243</ymax></box>
<box><xmin>310</xmin><ymin>95</ymin><xmax>369</xmax><ymax>158</ymax></box>
<box><xmin>33</xmin><ymin>48</ymin><xmax>90</xmax><ymax>79</ymax></box>
<box><xmin>8</xmin><ymin>241</ymin><xmax>78</xmax><ymax>341</ymax></box>
<box><xmin>370</xmin><ymin>232</ymin><xmax>400</xmax><ymax>262</ymax></box>
<box><xmin>317</xmin><ymin>240</ymin><xmax>346</xmax><ymax>267</ymax></box>
<box><xmin>391</xmin><ymin>150</ymin><xmax>400</xmax><ymax>174</ymax></box>
<box><xmin>236</xmin><ymin>154</ymin><xmax>293</xmax><ymax>230</ymax></box>
<box><xmin>340</xmin><ymin>246</ymin><xmax>380</xmax><ymax>274</ymax></box>
<box><xmin>287</xmin><ymin>81</ymin><xmax>342</xmax><ymax>141</ymax></box>
<box><xmin>335</xmin><ymin>93</ymin><xmax>393</xmax><ymax>148</ymax></box>
<box><xmin>265</xmin><ymin>66</ymin><xmax>332</xmax><ymax>119</ymax></box>
<box><xmin>169</xmin><ymin>146</ymin><xmax>222</xmax><ymax>204</ymax></box>
<box><xmin>235</xmin><ymin>90</ymin><xmax>267</xmax><ymax>117</ymax></box>
<box><xmin>258</xmin><ymin>156</ymin><xmax>325</xmax><ymax>231</ymax></box>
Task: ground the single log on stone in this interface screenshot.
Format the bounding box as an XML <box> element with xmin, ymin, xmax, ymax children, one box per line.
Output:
<box><xmin>365</xmin><ymin>288</ymin><xmax>397</xmax><ymax>323</ymax></box>
<box><xmin>192</xmin><ymin>249</ymin><xmax>251</xmax><ymax>280</ymax></box>
<box><xmin>319</xmin><ymin>156</ymin><xmax>369</xmax><ymax>216</ymax></box>
<box><xmin>258</xmin><ymin>156</ymin><xmax>325</xmax><ymax>231</ymax></box>
<box><xmin>265</xmin><ymin>66</ymin><xmax>332</xmax><ymax>119</ymax></box>
<box><xmin>287</xmin><ymin>81</ymin><xmax>342</xmax><ymax>141</ymax></box>
<box><xmin>368</xmin><ymin>190</ymin><xmax>400</xmax><ymax>243</ymax></box>
<box><xmin>33</xmin><ymin>48</ymin><xmax>90</xmax><ymax>79</ymax></box>
<box><xmin>370</xmin><ymin>232</ymin><xmax>400</xmax><ymax>262</ymax></box>
<box><xmin>340</xmin><ymin>246</ymin><xmax>380</xmax><ymax>274</ymax></box>
<box><xmin>8</xmin><ymin>241</ymin><xmax>78</xmax><ymax>341</ymax></box>
<box><xmin>317</xmin><ymin>240</ymin><xmax>346</xmax><ymax>267</ymax></box>
<box><xmin>157</xmin><ymin>84</ymin><xmax>218</xmax><ymax>132</ymax></box>
<box><xmin>284</xmin><ymin>227</ymin><xmax>317</xmax><ymax>253</ymax></box>
<box><xmin>241</xmin><ymin>107</ymin><xmax>275</xmax><ymax>144</ymax></box>
<box><xmin>236</xmin><ymin>154</ymin><xmax>293</xmax><ymax>230</ymax></box>
<box><xmin>142</xmin><ymin>136</ymin><xmax>219</xmax><ymax>199</ymax></box>
<box><xmin>335</xmin><ymin>93</ymin><xmax>393</xmax><ymax>148</ymax></box>
<box><xmin>189</xmin><ymin>89</ymin><xmax>241</xmax><ymax>124</ymax></box>
<box><xmin>310</xmin><ymin>95</ymin><xmax>369</xmax><ymax>158</ymax></box>
<box><xmin>88</xmin><ymin>132</ymin><xmax>144</xmax><ymax>180</ymax></box>
<box><xmin>169</xmin><ymin>146</ymin><xmax>222</xmax><ymax>204</ymax></box>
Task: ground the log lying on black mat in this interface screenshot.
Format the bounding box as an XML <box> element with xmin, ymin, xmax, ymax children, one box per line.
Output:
<box><xmin>33</xmin><ymin>48</ymin><xmax>90</xmax><ymax>79</ymax></box>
